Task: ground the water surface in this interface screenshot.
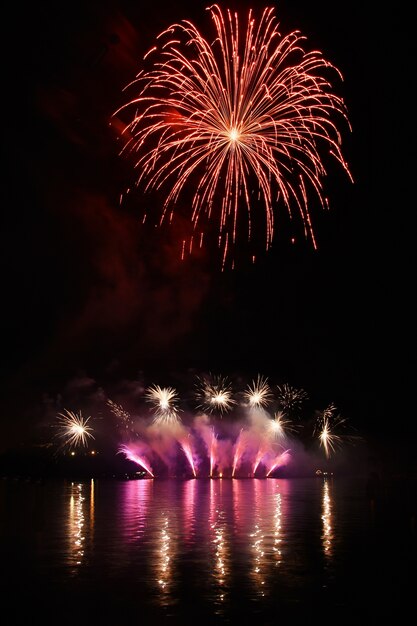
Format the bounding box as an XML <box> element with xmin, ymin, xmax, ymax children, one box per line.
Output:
<box><xmin>1</xmin><ymin>476</ymin><xmax>414</xmax><ymax>624</ymax></box>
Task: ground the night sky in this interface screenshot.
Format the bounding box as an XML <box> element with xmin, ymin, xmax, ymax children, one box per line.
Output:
<box><xmin>1</xmin><ymin>1</ymin><xmax>414</xmax><ymax>458</ymax></box>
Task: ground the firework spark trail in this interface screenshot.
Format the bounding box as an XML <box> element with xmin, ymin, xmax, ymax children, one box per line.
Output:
<box><xmin>107</xmin><ymin>399</ymin><xmax>133</xmax><ymax>430</ymax></box>
<box><xmin>266</xmin><ymin>449</ymin><xmax>291</xmax><ymax>477</ymax></box>
<box><xmin>118</xmin><ymin>443</ymin><xmax>155</xmax><ymax>477</ymax></box>
<box><xmin>115</xmin><ymin>5</ymin><xmax>352</xmax><ymax>266</ymax></box>
<box><xmin>252</xmin><ymin>444</ymin><xmax>269</xmax><ymax>475</ymax></box>
<box><xmin>179</xmin><ymin>437</ymin><xmax>197</xmax><ymax>477</ymax></box>
<box><xmin>232</xmin><ymin>429</ymin><xmax>247</xmax><ymax>477</ymax></box>
<box><xmin>55</xmin><ymin>409</ymin><xmax>95</xmax><ymax>450</ymax></box>
<box><xmin>210</xmin><ymin>428</ymin><xmax>217</xmax><ymax>477</ymax></box>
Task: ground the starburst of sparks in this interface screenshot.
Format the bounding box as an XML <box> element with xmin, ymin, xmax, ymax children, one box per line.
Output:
<box><xmin>196</xmin><ymin>374</ymin><xmax>236</xmax><ymax>415</ymax></box>
<box><xmin>276</xmin><ymin>383</ymin><xmax>308</xmax><ymax>415</ymax></box>
<box><xmin>114</xmin><ymin>4</ymin><xmax>352</xmax><ymax>267</ymax></box>
<box><xmin>145</xmin><ymin>385</ymin><xmax>182</xmax><ymax>426</ymax></box>
<box><xmin>243</xmin><ymin>375</ymin><xmax>273</xmax><ymax>408</ymax></box>
<box><xmin>55</xmin><ymin>409</ymin><xmax>95</xmax><ymax>450</ymax></box>
<box><xmin>269</xmin><ymin>411</ymin><xmax>298</xmax><ymax>439</ymax></box>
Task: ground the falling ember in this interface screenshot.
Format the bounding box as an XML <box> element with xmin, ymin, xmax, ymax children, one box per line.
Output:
<box><xmin>115</xmin><ymin>5</ymin><xmax>352</xmax><ymax>267</ymax></box>
<box><xmin>107</xmin><ymin>399</ymin><xmax>132</xmax><ymax>430</ymax></box>
<box><xmin>118</xmin><ymin>444</ymin><xmax>154</xmax><ymax>477</ymax></box>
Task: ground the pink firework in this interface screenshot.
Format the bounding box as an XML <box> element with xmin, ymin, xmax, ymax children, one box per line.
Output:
<box><xmin>252</xmin><ymin>444</ymin><xmax>270</xmax><ymax>476</ymax></box>
<box><xmin>209</xmin><ymin>428</ymin><xmax>217</xmax><ymax>477</ymax></box>
<box><xmin>266</xmin><ymin>449</ymin><xmax>291</xmax><ymax>477</ymax></box>
<box><xmin>232</xmin><ymin>429</ymin><xmax>247</xmax><ymax>477</ymax></box>
<box><xmin>118</xmin><ymin>444</ymin><xmax>154</xmax><ymax>477</ymax></box>
<box><xmin>179</xmin><ymin>438</ymin><xmax>197</xmax><ymax>477</ymax></box>
<box><xmin>115</xmin><ymin>5</ymin><xmax>352</xmax><ymax>266</ymax></box>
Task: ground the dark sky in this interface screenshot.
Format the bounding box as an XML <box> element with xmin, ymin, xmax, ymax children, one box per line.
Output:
<box><xmin>1</xmin><ymin>1</ymin><xmax>414</xmax><ymax>452</ymax></box>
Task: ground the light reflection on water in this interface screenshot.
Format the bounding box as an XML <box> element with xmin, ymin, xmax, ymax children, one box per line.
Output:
<box><xmin>68</xmin><ymin>482</ymin><xmax>87</xmax><ymax>571</ymax></box>
<box><xmin>321</xmin><ymin>478</ymin><xmax>334</xmax><ymax>557</ymax></box>
<box><xmin>209</xmin><ymin>479</ymin><xmax>231</xmax><ymax>612</ymax></box>
<box><xmin>2</xmin><ymin>475</ymin><xmax>414</xmax><ymax>623</ymax></box>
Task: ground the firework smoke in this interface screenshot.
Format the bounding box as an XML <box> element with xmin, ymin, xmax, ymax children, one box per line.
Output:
<box><xmin>50</xmin><ymin>375</ymin><xmax>358</xmax><ymax>477</ymax></box>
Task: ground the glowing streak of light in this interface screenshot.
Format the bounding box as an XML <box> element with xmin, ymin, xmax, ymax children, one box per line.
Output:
<box><xmin>118</xmin><ymin>444</ymin><xmax>155</xmax><ymax>477</ymax></box>
<box><xmin>115</xmin><ymin>5</ymin><xmax>352</xmax><ymax>267</ymax></box>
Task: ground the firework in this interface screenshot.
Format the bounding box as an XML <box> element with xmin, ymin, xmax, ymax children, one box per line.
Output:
<box><xmin>269</xmin><ymin>411</ymin><xmax>298</xmax><ymax>439</ymax></box>
<box><xmin>107</xmin><ymin>399</ymin><xmax>133</xmax><ymax>430</ymax></box>
<box><xmin>49</xmin><ymin>375</ymin><xmax>359</xmax><ymax>477</ymax></box>
<box><xmin>145</xmin><ymin>384</ymin><xmax>182</xmax><ymax>426</ymax></box>
<box><xmin>55</xmin><ymin>409</ymin><xmax>95</xmax><ymax>450</ymax></box>
<box><xmin>209</xmin><ymin>428</ymin><xmax>217</xmax><ymax>477</ymax></box>
<box><xmin>232</xmin><ymin>429</ymin><xmax>246</xmax><ymax>477</ymax></box>
<box><xmin>118</xmin><ymin>443</ymin><xmax>154</xmax><ymax>477</ymax></box>
<box><xmin>266</xmin><ymin>449</ymin><xmax>291</xmax><ymax>477</ymax></box>
<box><xmin>243</xmin><ymin>375</ymin><xmax>272</xmax><ymax>408</ymax></box>
<box><xmin>195</xmin><ymin>374</ymin><xmax>236</xmax><ymax>415</ymax></box>
<box><xmin>315</xmin><ymin>403</ymin><xmax>345</xmax><ymax>458</ymax></box>
<box><xmin>252</xmin><ymin>446</ymin><xmax>267</xmax><ymax>476</ymax></box>
<box><xmin>114</xmin><ymin>5</ymin><xmax>352</xmax><ymax>266</ymax></box>
<box><xmin>276</xmin><ymin>383</ymin><xmax>308</xmax><ymax>415</ymax></box>
<box><xmin>179</xmin><ymin>437</ymin><xmax>197</xmax><ymax>477</ymax></box>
